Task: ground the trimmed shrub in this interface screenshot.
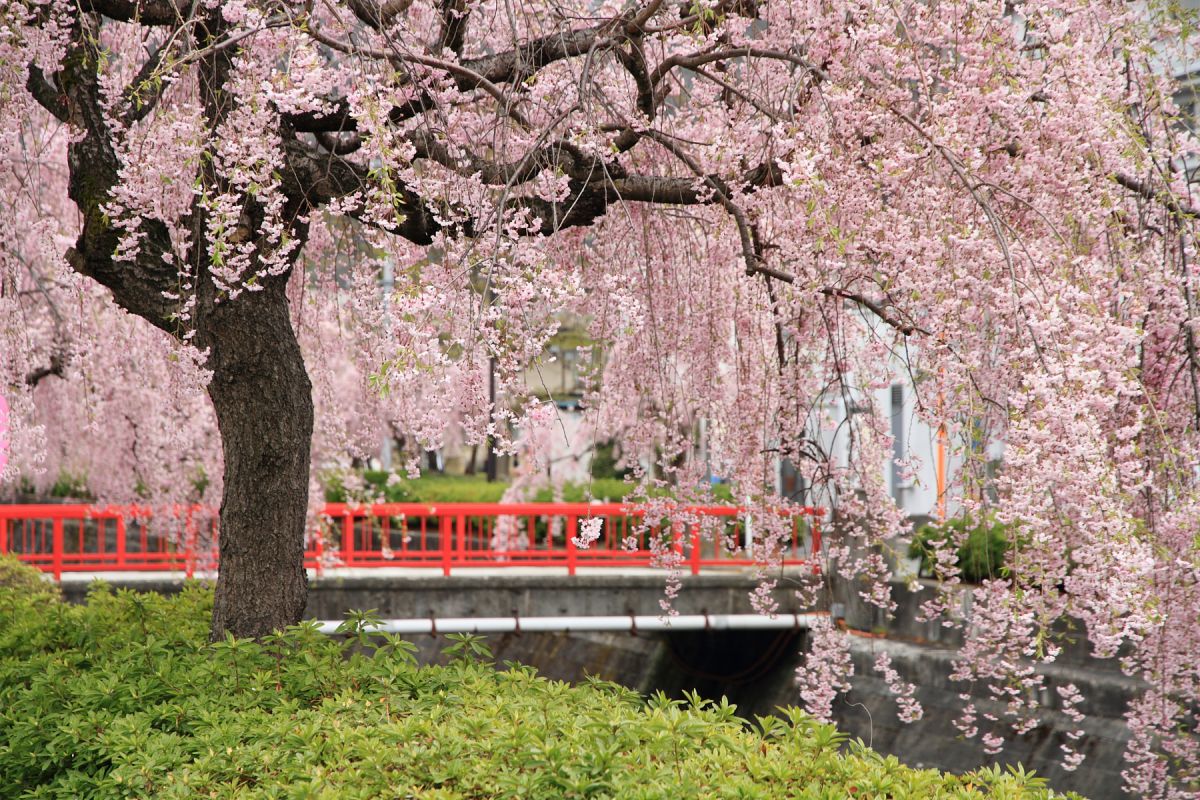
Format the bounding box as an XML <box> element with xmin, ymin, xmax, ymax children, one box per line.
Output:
<box><xmin>909</xmin><ymin>515</ymin><xmax>1012</xmax><ymax>584</ymax></box>
<box><xmin>0</xmin><ymin>583</ymin><xmax>1077</xmax><ymax>799</ymax></box>
<box><xmin>588</xmin><ymin>440</ymin><xmax>630</xmax><ymax>481</ymax></box>
<box><xmin>327</xmin><ymin>473</ymin><xmax>732</xmax><ymax>505</ymax></box>
<box><xmin>0</xmin><ymin>555</ymin><xmax>59</xmax><ymax>603</ymax></box>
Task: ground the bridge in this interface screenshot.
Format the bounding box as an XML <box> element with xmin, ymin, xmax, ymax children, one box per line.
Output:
<box><xmin>0</xmin><ymin>501</ymin><xmax>821</xmax><ymax>579</ymax></box>
<box><xmin>1</xmin><ymin>502</ymin><xmax>824</xmax><ymax>623</ymax></box>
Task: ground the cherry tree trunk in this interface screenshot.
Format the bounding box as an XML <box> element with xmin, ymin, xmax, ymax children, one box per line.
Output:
<box><xmin>205</xmin><ymin>281</ymin><xmax>313</xmax><ymax>640</ymax></box>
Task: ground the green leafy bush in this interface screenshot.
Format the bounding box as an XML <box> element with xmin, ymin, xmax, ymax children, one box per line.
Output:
<box><xmin>324</xmin><ymin>471</ymin><xmax>499</xmax><ymax>503</ymax></box>
<box><xmin>588</xmin><ymin>440</ymin><xmax>630</xmax><ymax>480</ymax></box>
<box><xmin>531</xmin><ymin>478</ymin><xmax>640</xmax><ymax>503</ymax></box>
<box><xmin>0</xmin><ymin>555</ymin><xmax>59</xmax><ymax>603</ymax></box>
<box><xmin>0</xmin><ymin>583</ymin><xmax>1076</xmax><ymax>799</ymax></box>
<box><xmin>373</xmin><ymin>472</ymin><xmax>510</xmax><ymax>503</ymax></box>
<box><xmin>909</xmin><ymin>515</ymin><xmax>1012</xmax><ymax>583</ymax></box>
<box><xmin>49</xmin><ymin>470</ymin><xmax>92</xmax><ymax>500</ymax></box>
<box><xmin>326</xmin><ymin>472</ymin><xmax>732</xmax><ymax>505</ymax></box>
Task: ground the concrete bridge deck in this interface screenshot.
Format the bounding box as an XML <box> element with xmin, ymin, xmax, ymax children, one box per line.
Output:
<box><xmin>58</xmin><ymin>566</ymin><xmax>825</xmax><ymax>620</ymax></box>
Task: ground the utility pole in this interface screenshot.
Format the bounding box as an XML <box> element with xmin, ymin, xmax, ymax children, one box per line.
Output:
<box><xmin>485</xmin><ymin>355</ymin><xmax>498</xmax><ymax>482</ymax></box>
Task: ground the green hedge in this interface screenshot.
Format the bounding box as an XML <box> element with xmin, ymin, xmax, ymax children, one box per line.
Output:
<box><xmin>0</xmin><ymin>565</ymin><xmax>1072</xmax><ymax>799</ymax></box>
<box><xmin>909</xmin><ymin>515</ymin><xmax>1012</xmax><ymax>584</ymax></box>
<box><xmin>0</xmin><ymin>556</ymin><xmax>59</xmax><ymax>602</ymax></box>
<box><xmin>326</xmin><ymin>473</ymin><xmax>732</xmax><ymax>505</ymax></box>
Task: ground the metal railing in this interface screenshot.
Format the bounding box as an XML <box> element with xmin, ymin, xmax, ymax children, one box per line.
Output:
<box><xmin>0</xmin><ymin>502</ymin><xmax>822</xmax><ymax>579</ymax></box>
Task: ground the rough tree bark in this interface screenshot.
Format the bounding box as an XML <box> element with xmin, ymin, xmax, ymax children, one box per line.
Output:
<box><xmin>191</xmin><ymin>12</ymin><xmax>316</xmax><ymax>641</ymax></box>
<box><xmin>204</xmin><ymin>280</ymin><xmax>313</xmax><ymax>640</ymax></box>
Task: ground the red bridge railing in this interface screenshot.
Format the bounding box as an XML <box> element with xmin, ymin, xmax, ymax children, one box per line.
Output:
<box><xmin>0</xmin><ymin>502</ymin><xmax>822</xmax><ymax>579</ymax></box>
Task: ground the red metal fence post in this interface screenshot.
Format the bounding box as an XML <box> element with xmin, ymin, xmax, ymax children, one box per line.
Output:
<box><xmin>116</xmin><ymin>513</ymin><xmax>127</xmax><ymax>569</ymax></box>
<box><xmin>690</xmin><ymin>523</ymin><xmax>701</xmax><ymax>575</ymax></box>
<box><xmin>455</xmin><ymin>514</ymin><xmax>465</xmax><ymax>573</ymax></box>
<box><xmin>314</xmin><ymin>526</ymin><xmax>325</xmax><ymax>573</ymax></box>
<box><xmin>566</xmin><ymin>514</ymin><xmax>578</xmax><ymax>576</ymax></box>
<box><xmin>342</xmin><ymin>512</ymin><xmax>355</xmax><ymax>567</ymax></box>
<box><xmin>184</xmin><ymin>507</ymin><xmax>195</xmax><ymax>579</ymax></box>
<box><xmin>52</xmin><ymin>516</ymin><xmax>63</xmax><ymax>580</ymax></box>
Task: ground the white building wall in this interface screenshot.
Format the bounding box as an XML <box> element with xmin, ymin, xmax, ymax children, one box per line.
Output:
<box><xmin>810</xmin><ymin>374</ymin><xmax>968</xmax><ymax>525</ymax></box>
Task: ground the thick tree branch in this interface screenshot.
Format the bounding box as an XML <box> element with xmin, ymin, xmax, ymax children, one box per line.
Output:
<box><xmin>83</xmin><ymin>0</ymin><xmax>192</xmax><ymax>25</ymax></box>
<box><xmin>626</xmin><ymin>0</ymin><xmax>667</xmax><ymax>33</ymax></box>
<box><xmin>59</xmin><ymin>15</ymin><xmax>179</xmax><ymax>333</ymax></box>
<box><xmin>650</xmin><ymin>46</ymin><xmax>826</xmax><ymax>95</ymax></box>
<box><xmin>617</xmin><ymin>42</ymin><xmax>655</xmax><ymax>120</ymax></box>
<box><xmin>455</xmin><ymin>0</ymin><xmax>763</xmax><ymax>84</ymax></box>
<box><xmin>461</xmin><ymin>22</ymin><xmax>621</xmax><ymax>85</ymax></box>
<box><xmin>1115</xmin><ymin>172</ymin><xmax>1200</xmax><ymax>218</ymax></box>
<box><xmin>286</xmin><ymin>98</ymin><xmax>359</xmax><ymax>133</ymax></box>
<box><xmin>435</xmin><ymin>0</ymin><xmax>468</xmax><ymax>55</ymax></box>
<box><xmin>306</xmin><ymin>23</ymin><xmax>529</xmax><ymax>126</ymax></box>
<box><xmin>25</xmin><ymin>64</ymin><xmax>68</xmax><ymax>122</ymax></box>
<box><xmin>407</xmin><ymin>128</ymin><xmax>594</xmax><ymax>185</ymax></box>
<box><xmin>24</xmin><ymin>353</ymin><xmax>65</xmax><ymax>387</ymax></box>
<box><xmin>346</xmin><ymin>0</ymin><xmax>414</xmax><ymax>28</ymax></box>
<box><xmin>315</xmin><ymin>130</ymin><xmax>362</xmax><ymax>155</ymax></box>
<box><xmin>285</xmin><ymin>92</ymin><xmax>433</xmax><ymax>134</ymax></box>
<box><xmin>507</xmin><ymin>155</ymin><xmax>783</xmax><ymax>239</ymax></box>
<box><xmin>121</xmin><ymin>39</ymin><xmax>176</xmax><ymax>124</ymax></box>
<box><xmin>820</xmin><ymin>288</ymin><xmax>928</xmax><ymax>336</ymax></box>
<box><xmin>279</xmin><ymin>135</ymin><xmax>370</xmax><ymax>205</ymax></box>
<box><xmin>279</xmin><ymin>135</ymin><xmax>440</xmax><ymax>244</ymax></box>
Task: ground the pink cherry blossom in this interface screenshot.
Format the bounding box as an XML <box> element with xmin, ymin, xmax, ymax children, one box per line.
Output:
<box><xmin>0</xmin><ymin>0</ymin><xmax>1198</xmax><ymax>792</ymax></box>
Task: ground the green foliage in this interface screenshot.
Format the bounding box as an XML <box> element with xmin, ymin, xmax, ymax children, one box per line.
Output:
<box><xmin>909</xmin><ymin>515</ymin><xmax>1013</xmax><ymax>584</ymax></box>
<box><xmin>0</xmin><ymin>555</ymin><xmax>59</xmax><ymax>603</ymax></box>
<box><xmin>0</xmin><ymin>584</ymin><xmax>1076</xmax><ymax>799</ymax></box>
<box><xmin>49</xmin><ymin>470</ymin><xmax>92</xmax><ymax>500</ymax></box>
<box><xmin>531</xmin><ymin>478</ymin><xmax>639</xmax><ymax>503</ymax></box>
<box><xmin>326</xmin><ymin>472</ymin><xmax>732</xmax><ymax>505</ymax></box>
<box><xmin>325</xmin><ymin>472</ymin><xmax>619</xmax><ymax>503</ymax></box>
<box><xmin>326</xmin><ymin>472</ymin><xmax>508</xmax><ymax>503</ymax></box>
<box><xmin>589</xmin><ymin>440</ymin><xmax>629</xmax><ymax>481</ymax></box>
